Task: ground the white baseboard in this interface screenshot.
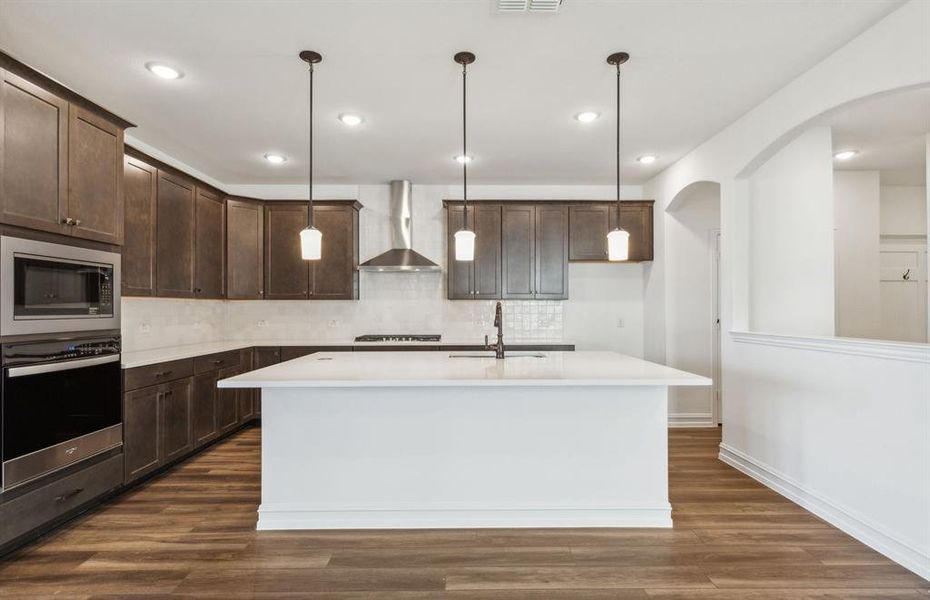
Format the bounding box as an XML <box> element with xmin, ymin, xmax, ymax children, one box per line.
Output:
<box><xmin>257</xmin><ymin>505</ymin><xmax>673</xmax><ymax>530</ymax></box>
<box><xmin>719</xmin><ymin>443</ymin><xmax>930</xmax><ymax>582</ymax></box>
<box><xmin>669</xmin><ymin>412</ymin><xmax>715</xmax><ymax>427</ymax></box>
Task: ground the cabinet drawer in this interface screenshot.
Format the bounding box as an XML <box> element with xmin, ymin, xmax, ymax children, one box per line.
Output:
<box><xmin>124</xmin><ymin>358</ymin><xmax>193</xmax><ymax>391</ymax></box>
<box><xmin>194</xmin><ymin>350</ymin><xmax>240</xmax><ymax>374</ymax></box>
<box><xmin>0</xmin><ymin>454</ymin><xmax>123</xmax><ymax>546</ymax></box>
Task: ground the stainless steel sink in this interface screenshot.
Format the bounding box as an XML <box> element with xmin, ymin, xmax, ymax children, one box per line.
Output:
<box><xmin>448</xmin><ymin>353</ymin><xmax>545</xmax><ymax>359</ymax></box>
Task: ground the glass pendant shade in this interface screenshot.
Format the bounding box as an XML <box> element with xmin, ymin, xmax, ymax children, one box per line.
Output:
<box><xmin>454</xmin><ymin>228</ymin><xmax>476</xmax><ymax>261</ymax></box>
<box><xmin>300</xmin><ymin>226</ymin><xmax>322</xmax><ymax>260</ymax></box>
<box><xmin>607</xmin><ymin>227</ymin><xmax>630</xmax><ymax>261</ymax></box>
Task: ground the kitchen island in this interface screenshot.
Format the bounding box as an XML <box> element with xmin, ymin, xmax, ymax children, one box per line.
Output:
<box><xmin>218</xmin><ymin>350</ymin><xmax>710</xmax><ymax>530</ymax></box>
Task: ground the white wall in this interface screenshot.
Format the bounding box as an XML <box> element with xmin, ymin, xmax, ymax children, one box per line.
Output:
<box><xmin>122</xmin><ymin>183</ymin><xmax>647</xmax><ymax>356</ymax></box>
<box><xmin>645</xmin><ymin>0</ymin><xmax>930</xmax><ymax>579</ymax></box>
<box><xmin>665</xmin><ymin>182</ymin><xmax>720</xmax><ymax>426</ymax></box>
<box><xmin>749</xmin><ymin>126</ymin><xmax>835</xmax><ymax>336</ymax></box>
<box><xmin>834</xmin><ymin>170</ymin><xmax>881</xmax><ymax>338</ymax></box>
<box><xmin>881</xmin><ymin>185</ymin><xmax>928</xmax><ymax>235</ymax></box>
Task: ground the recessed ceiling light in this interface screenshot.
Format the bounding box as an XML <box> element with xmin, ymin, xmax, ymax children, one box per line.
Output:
<box><xmin>454</xmin><ymin>154</ymin><xmax>473</xmax><ymax>164</ymax></box>
<box><xmin>833</xmin><ymin>150</ymin><xmax>858</xmax><ymax>160</ymax></box>
<box><xmin>145</xmin><ymin>62</ymin><xmax>183</xmax><ymax>80</ymax></box>
<box><xmin>338</xmin><ymin>113</ymin><xmax>364</xmax><ymax>126</ymax></box>
<box><xmin>264</xmin><ymin>153</ymin><xmax>287</xmax><ymax>164</ymax></box>
<box><xmin>637</xmin><ymin>155</ymin><xmax>657</xmax><ymax>164</ymax></box>
<box><xmin>575</xmin><ymin>111</ymin><xmax>600</xmax><ymax>123</ymax></box>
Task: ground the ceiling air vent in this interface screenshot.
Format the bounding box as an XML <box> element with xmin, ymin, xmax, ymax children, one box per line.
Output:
<box><xmin>496</xmin><ymin>0</ymin><xmax>562</xmax><ymax>13</ymax></box>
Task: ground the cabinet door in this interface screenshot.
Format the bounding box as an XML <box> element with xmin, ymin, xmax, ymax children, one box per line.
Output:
<box><xmin>122</xmin><ymin>156</ymin><xmax>157</xmax><ymax>296</ymax></box>
<box><xmin>156</xmin><ymin>171</ymin><xmax>196</xmax><ymax>297</ymax></box>
<box><xmin>264</xmin><ymin>203</ymin><xmax>310</xmax><ymax>299</ymax></box>
<box><xmin>216</xmin><ymin>365</ymin><xmax>239</xmax><ymax>434</ymax></box>
<box><xmin>311</xmin><ymin>205</ymin><xmax>358</xmax><ymax>299</ymax></box>
<box><xmin>502</xmin><ymin>205</ymin><xmax>536</xmax><ymax>299</ymax></box>
<box><xmin>123</xmin><ymin>386</ymin><xmax>160</xmax><ymax>483</ymax></box>
<box><xmin>160</xmin><ymin>378</ymin><xmax>192</xmax><ymax>463</ymax></box>
<box><xmin>535</xmin><ymin>204</ymin><xmax>568</xmax><ymax>299</ymax></box>
<box><xmin>446</xmin><ymin>206</ymin><xmax>474</xmax><ymax>299</ymax></box>
<box><xmin>569</xmin><ymin>205</ymin><xmax>610</xmax><ymax>261</ymax></box>
<box><xmin>237</xmin><ymin>348</ymin><xmax>254</xmax><ymax>423</ymax></box>
<box><xmin>191</xmin><ymin>371</ymin><xmax>218</xmax><ymax>446</ymax></box>
<box><xmin>617</xmin><ymin>204</ymin><xmax>654</xmax><ymax>262</ymax></box>
<box><xmin>473</xmin><ymin>205</ymin><xmax>502</xmax><ymax>299</ymax></box>
<box><xmin>226</xmin><ymin>198</ymin><xmax>264</xmax><ymax>299</ymax></box>
<box><xmin>67</xmin><ymin>105</ymin><xmax>123</xmax><ymax>244</ymax></box>
<box><xmin>0</xmin><ymin>70</ymin><xmax>67</xmax><ymax>234</ymax></box>
<box><xmin>194</xmin><ymin>187</ymin><xmax>225</xmax><ymax>298</ymax></box>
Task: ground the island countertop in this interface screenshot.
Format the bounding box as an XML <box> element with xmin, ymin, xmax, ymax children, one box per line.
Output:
<box><xmin>217</xmin><ymin>350</ymin><xmax>711</xmax><ymax>388</ymax></box>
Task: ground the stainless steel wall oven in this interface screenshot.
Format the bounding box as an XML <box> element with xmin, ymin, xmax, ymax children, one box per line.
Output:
<box><xmin>1</xmin><ymin>334</ymin><xmax>122</xmax><ymax>490</ymax></box>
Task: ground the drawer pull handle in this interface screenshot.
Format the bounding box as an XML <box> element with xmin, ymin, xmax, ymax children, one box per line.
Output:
<box><xmin>154</xmin><ymin>370</ymin><xmax>173</xmax><ymax>378</ymax></box>
<box><xmin>212</xmin><ymin>359</ymin><xmax>223</xmax><ymax>365</ymax></box>
<box><xmin>55</xmin><ymin>488</ymin><xmax>84</xmax><ymax>502</ymax></box>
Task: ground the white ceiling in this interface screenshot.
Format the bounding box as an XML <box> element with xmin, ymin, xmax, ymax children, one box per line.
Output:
<box><xmin>829</xmin><ymin>87</ymin><xmax>929</xmax><ymax>186</ymax></box>
<box><xmin>0</xmin><ymin>0</ymin><xmax>906</xmax><ymax>186</ymax></box>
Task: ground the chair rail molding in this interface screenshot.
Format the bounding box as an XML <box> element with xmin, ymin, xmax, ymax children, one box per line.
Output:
<box><xmin>729</xmin><ymin>330</ymin><xmax>930</xmax><ymax>364</ymax></box>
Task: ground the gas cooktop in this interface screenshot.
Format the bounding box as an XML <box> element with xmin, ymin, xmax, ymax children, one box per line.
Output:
<box><xmin>354</xmin><ymin>334</ymin><xmax>442</xmax><ymax>343</ymax></box>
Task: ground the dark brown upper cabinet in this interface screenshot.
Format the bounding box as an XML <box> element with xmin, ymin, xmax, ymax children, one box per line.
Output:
<box><xmin>156</xmin><ymin>171</ymin><xmax>196</xmax><ymax>297</ymax></box>
<box><xmin>500</xmin><ymin>204</ymin><xmax>568</xmax><ymax>300</ymax></box>
<box><xmin>226</xmin><ymin>197</ymin><xmax>264</xmax><ymax>299</ymax></box>
<box><xmin>569</xmin><ymin>201</ymin><xmax>654</xmax><ymax>262</ymax></box>
<box><xmin>311</xmin><ymin>204</ymin><xmax>359</xmax><ymax>300</ymax></box>
<box><xmin>193</xmin><ymin>186</ymin><xmax>225</xmax><ymax>299</ymax></box>
<box><xmin>0</xmin><ymin>67</ymin><xmax>128</xmax><ymax>245</ymax></box>
<box><xmin>122</xmin><ymin>156</ymin><xmax>157</xmax><ymax>296</ymax></box>
<box><xmin>66</xmin><ymin>105</ymin><xmax>124</xmax><ymax>244</ymax></box>
<box><xmin>446</xmin><ymin>204</ymin><xmax>502</xmax><ymax>300</ymax></box>
<box><xmin>502</xmin><ymin>205</ymin><xmax>536</xmax><ymax>299</ymax></box>
<box><xmin>0</xmin><ymin>69</ymin><xmax>68</xmax><ymax>235</ymax></box>
<box><xmin>264</xmin><ymin>202</ymin><xmax>310</xmax><ymax>300</ymax></box>
<box><xmin>264</xmin><ymin>201</ymin><xmax>360</xmax><ymax>300</ymax></box>
<box><xmin>534</xmin><ymin>204</ymin><xmax>569</xmax><ymax>299</ymax></box>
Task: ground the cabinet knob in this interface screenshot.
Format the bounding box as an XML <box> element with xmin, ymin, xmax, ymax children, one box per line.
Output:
<box><xmin>62</xmin><ymin>217</ymin><xmax>75</xmax><ymax>226</ymax></box>
<box><xmin>74</xmin><ymin>219</ymin><xmax>82</xmax><ymax>226</ymax></box>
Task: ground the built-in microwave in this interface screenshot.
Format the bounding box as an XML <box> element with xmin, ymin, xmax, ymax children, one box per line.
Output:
<box><xmin>0</xmin><ymin>236</ymin><xmax>120</xmax><ymax>337</ymax></box>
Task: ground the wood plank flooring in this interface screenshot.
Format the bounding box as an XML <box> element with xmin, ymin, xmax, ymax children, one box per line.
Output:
<box><xmin>1</xmin><ymin>426</ymin><xmax>926</xmax><ymax>598</ymax></box>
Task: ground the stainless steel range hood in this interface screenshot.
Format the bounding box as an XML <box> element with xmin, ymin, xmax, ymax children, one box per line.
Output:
<box><xmin>359</xmin><ymin>180</ymin><xmax>441</xmax><ymax>272</ymax></box>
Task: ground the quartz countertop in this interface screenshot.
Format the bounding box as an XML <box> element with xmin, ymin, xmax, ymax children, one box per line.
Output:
<box><xmin>120</xmin><ymin>339</ymin><xmax>573</xmax><ymax>369</ymax></box>
<box><xmin>217</xmin><ymin>350</ymin><xmax>712</xmax><ymax>388</ymax></box>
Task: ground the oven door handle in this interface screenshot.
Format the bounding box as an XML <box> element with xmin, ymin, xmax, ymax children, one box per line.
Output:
<box><xmin>6</xmin><ymin>354</ymin><xmax>120</xmax><ymax>378</ymax></box>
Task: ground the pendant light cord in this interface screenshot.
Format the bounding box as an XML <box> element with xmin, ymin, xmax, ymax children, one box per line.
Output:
<box><xmin>615</xmin><ymin>61</ymin><xmax>622</xmax><ymax>225</ymax></box>
<box><xmin>308</xmin><ymin>62</ymin><xmax>315</xmax><ymax>228</ymax></box>
<box><xmin>462</xmin><ymin>61</ymin><xmax>469</xmax><ymax>231</ymax></box>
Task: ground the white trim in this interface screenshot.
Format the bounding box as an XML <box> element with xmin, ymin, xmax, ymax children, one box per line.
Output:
<box><xmin>719</xmin><ymin>443</ymin><xmax>930</xmax><ymax>582</ymax></box>
<box><xmin>669</xmin><ymin>412</ymin><xmax>715</xmax><ymax>427</ymax></box>
<box><xmin>729</xmin><ymin>330</ymin><xmax>930</xmax><ymax>363</ymax></box>
<box><xmin>257</xmin><ymin>505</ymin><xmax>673</xmax><ymax>530</ymax></box>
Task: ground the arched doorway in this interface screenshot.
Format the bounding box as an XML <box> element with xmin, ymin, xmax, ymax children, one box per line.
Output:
<box><xmin>666</xmin><ymin>181</ymin><xmax>722</xmax><ymax>426</ymax></box>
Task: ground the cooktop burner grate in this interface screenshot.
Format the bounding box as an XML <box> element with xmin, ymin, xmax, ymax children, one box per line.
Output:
<box><xmin>354</xmin><ymin>334</ymin><xmax>442</xmax><ymax>343</ymax></box>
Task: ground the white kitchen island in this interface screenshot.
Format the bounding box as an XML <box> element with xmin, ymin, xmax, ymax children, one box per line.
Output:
<box><xmin>218</xmin><ymin>350</ymin><xmax>710</xmax><ymax>530</ymax></box>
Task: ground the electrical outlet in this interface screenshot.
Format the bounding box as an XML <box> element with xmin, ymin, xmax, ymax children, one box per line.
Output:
<box><xmin>616</xmin><ymin>318</ymin><xmax>625</xmax><ymax>328</ymax></box>
<box><xmin>328</xmin><ymin>320</ymin><xmax>338</xmax><ymax>328</ymax></box>
<box><xmin>140</xmin><ymin>323</ymin><xmax>151</xmax><ymax>334</ymax></box>
<box><xmin>257</xmin><ymin>319</ymin><xmax>267</xmax><ymax>328</ymax></box>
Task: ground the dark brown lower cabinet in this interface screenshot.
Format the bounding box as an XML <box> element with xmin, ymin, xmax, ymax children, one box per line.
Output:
<box><xmin>237</xmin><ymin>349</ymin><xmax>254</xmax><ymax>423</ymax></box>
<box><xmin>159</xmin><ymin>378</ymin><xmax>192</xmax><ymax>463</ymax></box>
<box><xmin>191</xmin><ymin>371</ymin><xmax>219</xmax><ymax>445</ymax></box>
<box><xmin>123</xmin><ymin>386</ymin><xmax>160</xmax><ymax>482</ymax></box>
<box><xmin>217</xmin><ymin>365</ymin><xmax>239</xmax><ymax>434</ymax></box>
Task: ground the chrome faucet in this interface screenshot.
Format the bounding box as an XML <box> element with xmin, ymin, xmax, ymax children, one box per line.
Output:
<box><xmin>484</xmin><ymin>301</ymin><xmax>505</xmax><ymax>359</ymax></box>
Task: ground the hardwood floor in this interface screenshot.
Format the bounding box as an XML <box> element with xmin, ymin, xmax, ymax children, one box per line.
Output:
<box><xmin>0</xmin><ymin>426</ymin><xmax>926</xmax><ymax>598</ymax></box>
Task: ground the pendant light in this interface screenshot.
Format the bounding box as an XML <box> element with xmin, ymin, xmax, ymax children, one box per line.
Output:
<box><xmin>453</xmin><ymin>51</ymin><xmax>476</xmax><ymax>262</ymax></box>
<box><xmin>606</xmin><ymin>52</ymin><xmax>630</xmax><ymax>261</ymax></box>
<box><xmin>299</xmin><ymin>50</ymin><xmax>323</xmax><ymax>261</ymax></box>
